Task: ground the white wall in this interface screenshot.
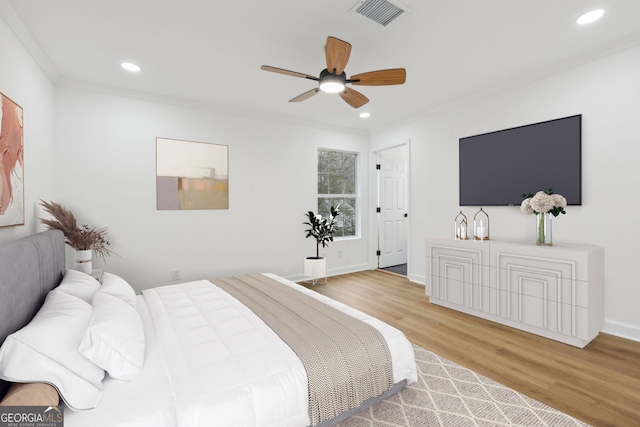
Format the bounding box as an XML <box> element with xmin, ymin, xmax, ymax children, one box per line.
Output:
<box><xmin>0</xmin><ymin>12</ymin><xmax>56</xmax><ymax>243</ymax></box>
<box><xmin>371</xmin><ymin>43</ymin><xmax>640</xmax><ymax>341</ymax></box>
<box><xmin>53</xmin><ymin>87</ymin><xmax>371</xmax><ymax>291</ymax></box>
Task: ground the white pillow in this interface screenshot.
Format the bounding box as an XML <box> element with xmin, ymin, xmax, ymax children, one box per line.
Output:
<box><xmin>79</xmin><ymin>292</ymin><xmax>145</xmax><ymax>381</ymax></box>
<box><xmin>0</xmin><ymin>290</ymin><xmax>105</xmax><ymax>411</ymax></box>
<box><xmin>56</xmin><ymin>269</ymin><xmax>101</xmax><ymax>303</ymax></box>
<box><xmin>99</xmin><ymin>272</ymin><xmax>137</xmax><ymax>307</ymax></box>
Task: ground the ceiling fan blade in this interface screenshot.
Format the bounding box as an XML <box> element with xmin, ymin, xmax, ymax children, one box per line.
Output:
<box><xmin>349</xmin><ymin>68</ymin><xmax>406</xmax><ymax>86</ymax></box>
<box><xmin>289</xmin><ymin>88</ymin><xmax>320</xmax><ymax>103</ymax></box>
<box><xmin>325</xmin><ymin>36</ymin><xmax>352</xmax><ymax>76</ymax></box>
<box><xmin>261</xmin><ymin>65</ymin><xmax>319</xmax><ymax>81</ymax></box>
<box><xmin>339</xmin><ymin>88</ymin><xmax>369</xmax><ymax>109</ymax></box>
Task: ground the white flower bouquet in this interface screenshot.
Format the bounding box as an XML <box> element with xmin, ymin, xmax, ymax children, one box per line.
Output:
<box><xmin>521</xmin><ymin>189</ymin><xmax>567</xmax><ymax>217</ymax></box>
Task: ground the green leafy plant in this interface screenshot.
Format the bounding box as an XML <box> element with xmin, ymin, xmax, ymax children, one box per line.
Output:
<box><xmin>39</xmin><ymin>200</ymin><xmax>117</xmax><ymax>262</ymax></box>
<box><xmin>303</xmin><ymin>205</ymin><xmax>340</xmax><ymax>258</ymax></box>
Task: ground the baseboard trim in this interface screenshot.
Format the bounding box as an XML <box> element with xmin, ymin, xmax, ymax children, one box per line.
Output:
<box><xmin>287</xmin><ymin>263</ymin><xmax>371</xmax><ymax>283</ymax></box>
<box><xmin>327</xmin><ymin>263</ymin><xmax>371</xmax><ymax>278</ymax></box>
<box><xmin>408</xmin><ymin>273</ymin><xmax>425</xmax><ymax>286</ymax></box>
<box><xmin>602</xmin><ymin>319</ymin><xmax>640</xmax><ymax>343</ymax></box>
<box><xmin>289</xmin><ymin>268</ymin><xmax>426</xmax><ymax>287</ymax></box>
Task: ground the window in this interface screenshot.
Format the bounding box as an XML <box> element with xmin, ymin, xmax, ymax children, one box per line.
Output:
<box><xmin>317</xmin><ymin>150</ymin><xmax>357</xmax><ymax>237</ymax></box>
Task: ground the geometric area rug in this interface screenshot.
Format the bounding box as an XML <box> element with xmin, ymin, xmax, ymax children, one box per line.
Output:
<box><xmin>338</xmin><ymin>344</ymin><xmax>591</xmax><ymax>427</ymax></box>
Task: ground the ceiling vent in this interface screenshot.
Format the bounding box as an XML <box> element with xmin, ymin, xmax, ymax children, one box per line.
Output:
<box><xmin>350</xmin><ymin>0</ymin><xmax>410</xmax><ymax>27</ymax></box>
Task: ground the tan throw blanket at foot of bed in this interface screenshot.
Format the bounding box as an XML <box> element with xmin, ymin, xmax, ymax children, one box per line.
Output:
<box><xmin>212</xmin><ymin>274</ymin><xmax>394</xmax><ymax>426</ymax></box>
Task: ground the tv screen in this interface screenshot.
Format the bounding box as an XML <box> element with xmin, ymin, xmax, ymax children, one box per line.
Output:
<box><xmin>459</xmin><ymin>115</ymin><xmax>581</xmax><ymax>206</ymax></box>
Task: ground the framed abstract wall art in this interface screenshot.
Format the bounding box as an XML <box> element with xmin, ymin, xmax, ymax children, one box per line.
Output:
<box><xmin>0</xmin><ymin>92</ymin><xmax>24</xmax><ymax>227</ymax></box>
<box><xmin>156</xmin><ymin>137</ymin><xmax>229</xmax><ymax>210</ymax></box>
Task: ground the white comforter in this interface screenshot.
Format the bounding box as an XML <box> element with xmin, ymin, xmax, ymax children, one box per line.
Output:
<box><xmin>65</xmin><ymin>274</ymin><xmax>417</xmax><ymax>427</ymax></box>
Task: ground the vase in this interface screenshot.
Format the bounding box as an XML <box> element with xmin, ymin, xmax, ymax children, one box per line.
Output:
<box><xmin>75</xmin><ymin>249</ymin><xmax>93</xmax><ymax>274</ymax></box>
<box><xmin>536</xmin><ymin>212</ymin><xmax>552</xmax><ymax>246</ymax></box>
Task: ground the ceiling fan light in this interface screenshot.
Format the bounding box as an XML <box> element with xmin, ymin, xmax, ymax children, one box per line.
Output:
<box><xmin>320</xmin><ymin>81</ymin><xmax>346</xmax><ymax>93</ymax></box>
<box><xmin>319</xmin><ymin>70</ymin><xmax>346</xmax><ymax>93</ymax></box>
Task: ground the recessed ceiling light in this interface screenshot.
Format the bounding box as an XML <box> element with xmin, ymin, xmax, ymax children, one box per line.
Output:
<box><xmin>359</xmin><ymin>112</ymin><xmax>370</xmax><ymax>118</ymax></box>
<box><xmin>121</xmin><ymin>62</ymin><xmax>141</xmax><ymax>72</ymax></box>
<box><xmin>576</xmin><ymin>9</ymin><xmax>604</xmax><ymax>25</ymax></box>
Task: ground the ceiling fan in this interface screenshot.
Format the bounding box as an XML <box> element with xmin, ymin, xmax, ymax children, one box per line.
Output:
<box><xmin>261</xmin><ymin>36</ymin><xmax>406</xmax><ymax>109</ymax></box>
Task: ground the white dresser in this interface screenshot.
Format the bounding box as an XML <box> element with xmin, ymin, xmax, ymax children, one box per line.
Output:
<box><xmin>425</xmin><ymin>237</ymin><xmax>604</xmax><ymax>348</ymax></box>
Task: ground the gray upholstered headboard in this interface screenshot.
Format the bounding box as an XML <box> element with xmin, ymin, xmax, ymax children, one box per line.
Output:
<box><xmin>0</xmin><ymin>230</ymin><xmax>66</xmax><ymax>399</ymax></box>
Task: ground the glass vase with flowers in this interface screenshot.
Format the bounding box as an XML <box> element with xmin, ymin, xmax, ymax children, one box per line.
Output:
<box><xmin>521</xmin><ymin>189</ymin><xmax>567</xmax><ymax>245</ymax></box>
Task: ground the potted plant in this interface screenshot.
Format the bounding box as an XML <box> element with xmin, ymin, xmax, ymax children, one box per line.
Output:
<box><xmin>39</xmin><ymin>200</ymin><xmax>116</xmax><ymax>273</ymax></box>
<box><xmin>303</xmin><ymin>205</ymin><xmax>339</xmax><ymax>283</ymax></box>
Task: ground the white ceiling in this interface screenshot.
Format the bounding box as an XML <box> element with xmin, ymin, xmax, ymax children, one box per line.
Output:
<box><xmin>5</xmin><ymin>0</ymin><xmax>640</xmax><ymax>132</ymax></box>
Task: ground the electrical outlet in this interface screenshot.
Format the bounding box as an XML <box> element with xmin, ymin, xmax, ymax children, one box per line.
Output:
<box><xmin>172</xmin><ymin>269</ymin><xmax>181</xmax><ymax>281</ymax></box>
<box><xmin>337</xmin><ymin>250</ymin><xmax>343</xmax><ymax>259</ymax></box>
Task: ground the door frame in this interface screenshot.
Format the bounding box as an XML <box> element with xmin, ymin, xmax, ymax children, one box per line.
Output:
<box><xmin>371</xmin><ymin>139</ymin><xmax>411</xmax><ymax>273</ymax></box>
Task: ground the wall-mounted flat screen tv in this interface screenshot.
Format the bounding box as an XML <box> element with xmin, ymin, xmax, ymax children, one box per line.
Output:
<box><xmin>459</xmin><ymin>114</ymin><xmax>582</xmax><ymax>206</ymax></box>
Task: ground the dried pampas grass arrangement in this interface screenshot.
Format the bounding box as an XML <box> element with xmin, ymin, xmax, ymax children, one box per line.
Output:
<box><xmin>39</xmin><ymin>200</ymin><xmax>116</xmax><ymax>262</ymax></box>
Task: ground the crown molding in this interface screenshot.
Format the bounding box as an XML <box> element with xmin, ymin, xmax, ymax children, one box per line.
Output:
<box><xmin>55</xmin><ymin>77</ymin><xmax>369</xmax><ymax>137</ymax></box>
<box><xmin>0</xmin><ymin>0</ymin><xmax>59</xmax><ymax>83</ymax></box>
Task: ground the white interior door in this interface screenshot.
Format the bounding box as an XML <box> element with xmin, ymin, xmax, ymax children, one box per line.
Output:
<box><xmin>377</xmin><ymin>146</ymin><xmax>408</xmax><ymax>268</ymax></box>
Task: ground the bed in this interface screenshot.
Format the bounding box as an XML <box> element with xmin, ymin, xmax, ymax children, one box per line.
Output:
<box><xmin>0</xmin><ymin>231</ymin><xmax>417</xmax><ymax>426</ymax></box>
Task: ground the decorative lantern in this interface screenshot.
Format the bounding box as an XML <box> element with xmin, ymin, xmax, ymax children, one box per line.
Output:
<box><xmin>473</xmin><ymin>208</ymin><xmax>490</xmax><ymax>240</ymax></box>
<box><xmin>454</xmin><ymin>211</ymin><xmax>469</xmax><ymax>240</ymax></box>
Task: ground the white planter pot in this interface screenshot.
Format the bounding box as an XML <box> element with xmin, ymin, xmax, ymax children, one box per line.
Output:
<box><xmin>75</xmin><ymin>249</ymin><xmax>93</xmax><ymax>274</ymax></box>
<box><xmin>304</xmin><ymin>257</ymin><xmax>326</xmax><ymax>285</ymax></box>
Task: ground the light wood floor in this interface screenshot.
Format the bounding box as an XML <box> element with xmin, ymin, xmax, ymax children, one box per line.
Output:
<box><xmin>302</xmin><ymin>270</ymin><xmax>640</xmax><ymax>427</ymax></box>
